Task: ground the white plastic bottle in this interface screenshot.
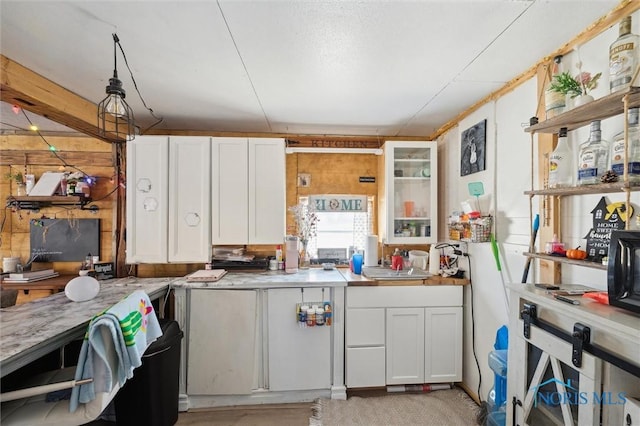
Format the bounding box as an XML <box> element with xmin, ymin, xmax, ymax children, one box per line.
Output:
<box><xmin>548</xmin><ymin>127</ymin><xmax>573</xmax><ymax>187</ymax></box>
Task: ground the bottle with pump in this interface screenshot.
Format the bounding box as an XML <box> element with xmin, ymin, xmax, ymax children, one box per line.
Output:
<box><xmin>548</xmin><ymin>127</ymin><xmax>573</xmax><ymax>187</ymax></box>
<box><xmin>577</xmin><ymin>120</ymin><xmax>610</xmax><ymax>185</ymax></box>
<box><xmin>609</xmin><ymin>15</ymin><xmax>639</xmax><ymax>93</ymax></box>
<box><xmin>610</xmin><ymin>107</ymin><xmax>640</xmax><ymax>183</ymax></box>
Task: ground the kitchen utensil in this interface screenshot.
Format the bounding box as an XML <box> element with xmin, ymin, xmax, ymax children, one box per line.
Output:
<box><xmin>408</xmin><ymin>250</ymin><xmax>428</xmax><ymax>270</ymax></box>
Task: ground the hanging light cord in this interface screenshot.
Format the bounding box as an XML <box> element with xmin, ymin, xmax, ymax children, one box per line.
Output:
<box><xmin>113</xmin><ymin>33</ymin><xmax>163</xmax><ymax>134</ymax></box>
<box><xmin>20</xmin><ymin>109</ymin><xmax>89</xmax><ymax>177</ymax></box>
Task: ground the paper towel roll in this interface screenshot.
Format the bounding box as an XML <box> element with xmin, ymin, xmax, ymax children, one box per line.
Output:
<box><xmin>364</xmin><ymin>235</ymin><xmax>379</xmax><ymax>266</ymax></box>
<box><xmin>429</xmin><ymin>245</ymin><xmax>440</xmax><ymax>275</ymax></box>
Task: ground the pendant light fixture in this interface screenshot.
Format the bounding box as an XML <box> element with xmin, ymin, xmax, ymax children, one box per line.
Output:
<box><xmin>97</xmin><ymin>33</ymin><xmax>135</xmax><ymax>143</ymax></box>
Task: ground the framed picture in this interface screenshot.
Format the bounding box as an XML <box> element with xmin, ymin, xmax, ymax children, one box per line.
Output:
<box><xmin>460</xmin><ymin>119</ymin><xmax>487</xmax><ymax>176</ymax></box>
<box><xmin>297</xmin><ymin>173</ymin><xmax>311</xmax><ymax>187</ymax></box>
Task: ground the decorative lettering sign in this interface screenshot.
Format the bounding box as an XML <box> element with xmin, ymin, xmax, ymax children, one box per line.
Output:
<box><xmin>309</xmin><ymin>195</ymin><xmax>368</xmax><ymax>212</ymax></box>
<box><xmin>584</xmin><ymin>197</ymin><xmax>632</xmax><ymax>258</ymax></box>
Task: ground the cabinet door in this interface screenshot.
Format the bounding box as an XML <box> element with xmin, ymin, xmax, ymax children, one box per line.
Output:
<box><xmin>248</xmin><ymin>138</ymin><xmax>285</xmax><ymax>244</ymax></box>
<box><xmin>386</xmin><ymin>307</ymin><xmax>424</xmax><ymax>384</ymax></box>
<box><xmin>424</xmin><ymin>306</ymin><xmax>462</xmax><ymax>382</ymax></box>
<box><xmin>211</xmin><ymin>138</ymin><xmax>249</xmax><ymax>244</ymax></box>
<box><xmin>346</xmin><ymin>347</ymin><xmax>386</xmax><ymax>388</ymax></box>
<box><xmin>126</xmin><ymin>136</ymin><xmax>169</xmax><ymax>263</ymax></box>
<box><xmin>168</xmin><ymin>136</ymin><xmax>211</xmax><ymax>262</ymax></box>
<box><xmin>187</xmin><ymin>289</ymin><xmax>258</xmax><ymax>395</ymax></box>
<box><xmin>267</xmin><ymin>288</ymin><xmax>331</xmax><ymax>391</ymax></box>
<box><xmin>381</xmin><ymin>141</ymin><xmax>438</xmax><ymax>244</ymax></box>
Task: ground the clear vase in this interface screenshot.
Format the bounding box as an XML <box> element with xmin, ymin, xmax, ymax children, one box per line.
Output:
<box><xmin>15</xmin><ymin>183</ymin><xmax>26</xmax><ymax>196</ymax></box>
<box><xmin>299</xmin><ymin>240</ymin><xmax>310</xmax><ymax>269</ymax></box>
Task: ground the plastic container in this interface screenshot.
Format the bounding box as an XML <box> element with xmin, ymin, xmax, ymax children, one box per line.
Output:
<box><xmin>489</xmin><ymin>349</ymin><xmax>508</xmax><ymax>407</ymax></box>
<box><xmin>115</xmin><ymin>319</ymin><xmax>183</xmax><ymax>426</ymax></box>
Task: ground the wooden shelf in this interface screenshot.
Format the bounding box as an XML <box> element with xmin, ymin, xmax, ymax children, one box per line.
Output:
<box><xmin>524</xmin><ymin>252</ymin><xmax>607</xmax><ymax>270</ymax></box>
<box><xmin>525</xmin><ymin>86</ymin><xmax>640</xmax><ymax>134</ymax></box>
<box><xmin>524</xmin><ymin>181</ymin><xmax>640</xmax><ymax>196</ymax></box>
<box><xmin>5</xmin><ymin>195</ymin><xmax>93</xmax><ymax>211</ymax></box>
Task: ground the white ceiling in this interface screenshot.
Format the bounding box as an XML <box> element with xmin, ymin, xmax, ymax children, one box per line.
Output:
<box><xmin>0</xmin><ymin>0</ymin><xmax>622</xmax><ymax>139</ymax></box>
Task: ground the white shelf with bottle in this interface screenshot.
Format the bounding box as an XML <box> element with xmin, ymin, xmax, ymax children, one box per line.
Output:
<box><xmin>379</xmin><ymin>141</ymin><xmax>438</xmax><ymax>244</ymax></box>
<box><xmin>525</xmin><ymin>86</ymin><xmax>639</xmax><ymax>134</ymax></box>
<box><xmin>523</xmin><ymin>85</ymin><xmax>639</xmax><ymax>272</ymax></box>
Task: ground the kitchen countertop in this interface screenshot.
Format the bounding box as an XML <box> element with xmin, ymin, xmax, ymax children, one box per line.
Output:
<box><xmin>0</xmin><ymin>276</ymin><xmax>173</xmax><ymax>377</ymax></box>
<box><xmin>340</xmin><ymin>268</ymin><xmax>470</xmax><ymax>286</ymax></box>
<box><xmin>171</xmin><ymin>268</ymin><xmax>348</xmax><ymax>289</ymax></box>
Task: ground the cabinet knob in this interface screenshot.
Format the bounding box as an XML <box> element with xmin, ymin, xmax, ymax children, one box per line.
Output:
<box><xmin>184</xmin><ymin>212</ymin><xmax>200</xmax><ymax>227</ymax></box>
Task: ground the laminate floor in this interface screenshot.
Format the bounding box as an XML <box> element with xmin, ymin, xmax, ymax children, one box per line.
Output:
<box><xmin>175</xmin><ymin>403</ymin><xmax>312</xmax><ymax>426</ymax></box>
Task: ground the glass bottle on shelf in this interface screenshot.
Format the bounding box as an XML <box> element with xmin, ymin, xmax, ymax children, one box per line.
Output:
<box><xmin>610</xmin><ymin>107</ymin><xmax>640</xmax><ymax>182</ymax></box>
<box><xmin>544</xmin><ymin>55</ymin><xmax>565</xmax><ymax>120</ymax></box>
<box><xmin>609</xmin><ymin>15</ymin><xmax>639</xmax><ymax>93</ymax></box>
<box><xmin>548</xmin><ymin>127</ymin><xmax>573</xmax><ymax>188</ymax></box>
<box><xmin>577</xmin><ymin>120</ymin><xmax>610</xmax><ymax>185</ymax></box>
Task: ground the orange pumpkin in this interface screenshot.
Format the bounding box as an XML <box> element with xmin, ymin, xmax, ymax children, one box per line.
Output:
<box><xmin>566</xmin><ymin>247</ymin><xmax>588</xmax><ymax>260</ymax></box>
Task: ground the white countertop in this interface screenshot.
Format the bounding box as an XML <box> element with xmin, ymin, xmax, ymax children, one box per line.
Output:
<box><xmin>0</xmin><ymin>277</ymin><xmax>173</xmax><ymax>377</ymax></box>
<box><xmin>171</xmin><ymin>268</ymin><xmax>348</xmax><ymax>289</ymax></box>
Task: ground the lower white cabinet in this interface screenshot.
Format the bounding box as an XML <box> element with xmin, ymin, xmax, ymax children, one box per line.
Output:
<box><xmin>267</xmin><ymin>288</ymin><xmax>331</xmax><ymax>391</ymax></box>
<box><xmin>345</xmin><ymin>286</ymin><xmax>463</xmax><ymax>388</ymax></box>
<box><xmin>187</xmin><ymin>289</ymin><xmax>259</xmax><ymax>395</ymax></box>
<box><xmin>186</xmin><ymin>287</ymin><xmax>335</xmax><ymax>402</ymax></box>
<box><xmin>386</xmin><ymin>307</ymin><xmax>425</xmax><ymax>384</ymax></box>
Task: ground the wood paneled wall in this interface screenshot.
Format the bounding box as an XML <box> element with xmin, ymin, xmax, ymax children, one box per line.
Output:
<box><xmin>1</xmin><ymin>135</ymin><xmax>116</xmax><ymax>274</ymax></box>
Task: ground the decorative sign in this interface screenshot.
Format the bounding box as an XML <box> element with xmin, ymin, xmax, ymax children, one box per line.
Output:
<box><xmin>359</xmin><ymin>176</ymin><xmax>376</xmax><ymax>183</ymax></box>
<box><xmin>286</xmin><ymin>138</ymin><xmax>379</xmax><ymax>149</ymax></box>
<box><xmin>584</xmin><ymin>197</ymin><xmax>632</xmax><ymax>258</ymax></box>
<box><xmin>309</xmin><ymin>195</ymin><xmax>368</xmax><ymax>212</ymax></box>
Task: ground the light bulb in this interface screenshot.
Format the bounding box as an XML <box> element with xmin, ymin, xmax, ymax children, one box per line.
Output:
<box><xmin>106</xmin><ymin>94</ymin><xmax>126</xmax><ymax>117</ymax></box>
<box><xmin>29</xmin><ymin>124</ymin><xmax>38</xmax><ymax>132</ymax></box>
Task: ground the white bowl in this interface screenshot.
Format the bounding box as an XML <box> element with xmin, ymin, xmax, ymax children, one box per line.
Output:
<box><xmin>65</xmin><ymin>276</ymin><xmax>100</xmax><ymax>302</ymax></box>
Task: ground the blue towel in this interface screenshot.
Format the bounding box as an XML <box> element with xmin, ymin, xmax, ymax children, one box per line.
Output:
<box><xmin>69</xmin><ymin>290</ymin><xmax>162</xmax><ymax>412</ymax></box>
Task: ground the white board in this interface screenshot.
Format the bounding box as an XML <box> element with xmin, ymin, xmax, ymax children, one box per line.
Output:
<box><xmin>28</xmin><ymin>172</ymin><xmax>64</xmax><ymax>196</ymax></box>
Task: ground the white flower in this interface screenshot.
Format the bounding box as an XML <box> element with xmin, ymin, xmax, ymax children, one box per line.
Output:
<box><xmin>288</xmin><ymin>203</ymin><xmax>319</xmax><ymax>243</ymax></box>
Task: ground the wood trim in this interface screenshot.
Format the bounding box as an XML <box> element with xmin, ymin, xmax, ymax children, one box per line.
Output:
<box><xmin>0</xmin><ymin>55</ymin><xmax>113</xmax><ymax>143</ymax></box>
<box><xmin>0</xmin><ymin>150</ymin><xmax>112</xmax><ymax>167</ymax></box>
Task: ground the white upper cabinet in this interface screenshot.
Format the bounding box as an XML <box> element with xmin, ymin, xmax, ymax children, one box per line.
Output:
<box><xmin>126</xmin><ymin>136</ymin><xmax>169</xmax><ymax>263</ymax></box>
<box><xmin>168</xmin><ymin>136</ymin><xmax>211</xmax><ymax>262</ymax></box>
<box><xmin>126</xmin><ymin>135</ymin><xmax>211</xmax><ymax>263</ymax></box>
<box><xmin>212</xmin><ymin>138</ymin><xmax>285</xmax><ymax>245</ymax></box>
<box><xmin>379</xmin><ymin>141</ymin><xmax>438</xmax><ymax>244</ymax></box>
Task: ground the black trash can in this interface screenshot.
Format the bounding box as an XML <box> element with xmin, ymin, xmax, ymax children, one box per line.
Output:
<box><xmin>115</xmin><ymin>318</ymin><xmax>183</xmax><ymax>426</ymax></box>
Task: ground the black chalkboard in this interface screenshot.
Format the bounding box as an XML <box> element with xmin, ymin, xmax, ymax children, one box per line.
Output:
<box><xmin>30</xmin><ymin>218</ymin><xmax>100</xmax><ymax>262</ymax></box>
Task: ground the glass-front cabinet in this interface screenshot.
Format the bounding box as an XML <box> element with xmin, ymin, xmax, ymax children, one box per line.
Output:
<box><xmin>379</xmin><ymin>141</ymin><xmax>438</xmax><ymax>244</ymax></box>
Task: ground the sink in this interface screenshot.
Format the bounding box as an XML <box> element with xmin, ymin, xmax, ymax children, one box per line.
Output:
<box><xmin>362</xmin><ymin>266</ymin><xmax>430</xmax><ymax>280</ymax></box>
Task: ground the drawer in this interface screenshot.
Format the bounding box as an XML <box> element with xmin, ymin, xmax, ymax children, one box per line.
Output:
<box><xmin>346</xmin><ymin>308</ymin><xmax>385</xmax><ymax>346</ymax></box>
<box><xmin>347</xmin><ymin>286</ymin><xmax>462</xmax><ymax>308</ymax></box>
